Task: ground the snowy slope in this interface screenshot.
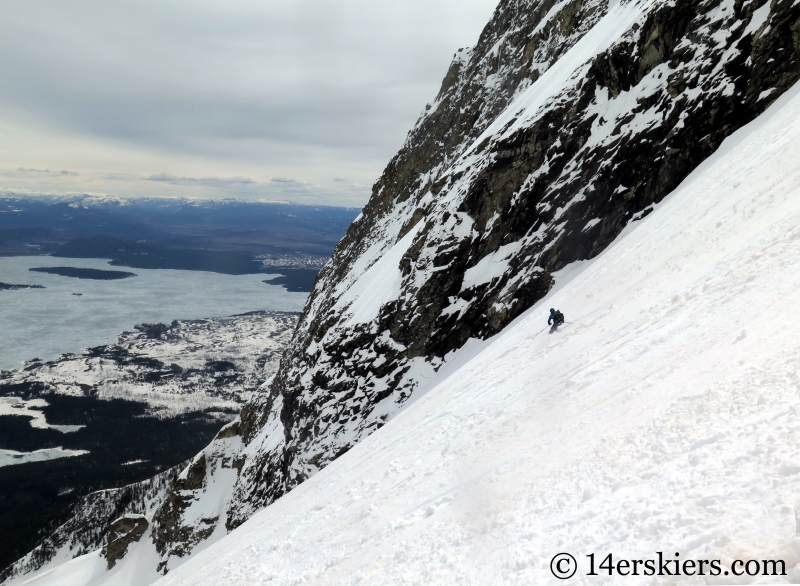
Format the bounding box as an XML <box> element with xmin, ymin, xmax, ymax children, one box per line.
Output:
<box><xmin>40</xmin><ymin>67</ymin><xmax>800</xmax><ymax>585</ymax></box>
<box><xmin>0</xmin><ymin>311</ymin><xmax>297</xmax><ymax>583</ymax></box>
<box><xmin>103</xmin><ymin>0</ymin><xmax>800</xmax><ymax>574</ymax></box>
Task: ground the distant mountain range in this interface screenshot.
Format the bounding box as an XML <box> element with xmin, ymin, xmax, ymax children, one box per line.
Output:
<box><xmin>0</xmin><ymin>195</ymin><xmax>361</xmax><ymax>277</ymax></box>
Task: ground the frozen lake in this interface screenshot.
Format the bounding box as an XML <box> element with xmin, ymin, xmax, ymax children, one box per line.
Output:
<box><xmin>0</xmin><ymin>256</ymin><xmax>308</xmax><ymax>371</ymax></box>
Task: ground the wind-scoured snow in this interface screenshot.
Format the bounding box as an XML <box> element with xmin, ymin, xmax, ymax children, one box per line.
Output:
<box><xmin>36</xmin><ymin>62</ymin><xmax>800</xmax><ymax>586</ymax></box>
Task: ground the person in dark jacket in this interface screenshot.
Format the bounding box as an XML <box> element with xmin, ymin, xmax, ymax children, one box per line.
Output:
<box><xmin>548</xmin><ymin>308</ymin><xmax>565</xmax><ymax>333</ymax></box>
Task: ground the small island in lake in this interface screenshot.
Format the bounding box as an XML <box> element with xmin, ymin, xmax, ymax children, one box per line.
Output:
<box><xmin>0</xmin><ymin>282</ymin><xmax>46</xmax><ymax>291</ymax></box>
<box><xmin>29</xmin><ymin>267</ymin><xmax>137</xmax><ymax>280</ymax></box>
<box><xmin>262</xmin><ymin>268</ymin><xmax>319</xmax><ymax>293</ymax></box>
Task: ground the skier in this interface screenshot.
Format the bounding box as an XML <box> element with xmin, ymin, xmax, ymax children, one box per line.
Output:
<box><xmin>548</xmin><ymin>307</ymin><xmax>565</xmax><ymax>333</ymax></box>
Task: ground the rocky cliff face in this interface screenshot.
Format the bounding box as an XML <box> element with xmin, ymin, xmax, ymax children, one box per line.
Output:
<box><xmin>102</xmin><ymin>515</ymin><xmax>149</xmax><ymax>570</ymax></box>
<box><xmin>150</xmin><ymin>0</ymin><xmax>800</xmax><ymax>572</ymax></box>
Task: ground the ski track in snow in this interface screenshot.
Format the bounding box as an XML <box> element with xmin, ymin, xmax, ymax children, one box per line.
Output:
<box><xmin>24</xmin><ymin>58</ymin><xmax>800</xmax><ymax>586</ymax></box>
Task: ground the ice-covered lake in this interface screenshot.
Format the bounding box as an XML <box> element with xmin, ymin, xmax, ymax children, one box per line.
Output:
<box><xmin>0</xmin><ymin>256</ymin><xmax>308</xmax><ymax>371</ymax></box>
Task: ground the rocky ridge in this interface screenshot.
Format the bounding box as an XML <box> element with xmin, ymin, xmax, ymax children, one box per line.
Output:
<box><xmin>47</xmin><ymin>0</ymin><xmax>800</xmax><ymax>575</ymax></box>
<box><xmin>0</xmin><ymin>463</ymin><xmax>184</xmax><ymax>583</ymax></box>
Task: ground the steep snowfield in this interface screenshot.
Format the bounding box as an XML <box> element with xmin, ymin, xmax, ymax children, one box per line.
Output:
<box><xmin>205</xmin><ymin>0</ymin><xmax>800</xmax><ymax>547</ymax></box>
<box><xmin>27</xmin><ymin>75</ymin><xmax>800</xmax><ymax>585</ymax></box>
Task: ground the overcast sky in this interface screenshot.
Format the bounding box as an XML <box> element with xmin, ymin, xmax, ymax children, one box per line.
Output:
<box><xmin>0</xmin><ymin>0</ymin><xmax>498</xmax><ymax>207</ymax></box>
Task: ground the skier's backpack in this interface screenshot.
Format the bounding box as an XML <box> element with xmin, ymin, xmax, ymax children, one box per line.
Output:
<box><xmin>554</xmin><ymin>310</ymin><xmax>564</xmax><ymax>323</ymax></box>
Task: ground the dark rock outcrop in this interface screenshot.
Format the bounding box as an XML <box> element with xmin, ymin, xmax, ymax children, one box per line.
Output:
<box><xmin>152</xmin><ymin>454</ymin><xmax>212</xmax><ymax>570</ymax></box>
<box><xmin>102</xmin><ymin>515</ymin><xmax>149</xmax><ymax>569</ymax></box>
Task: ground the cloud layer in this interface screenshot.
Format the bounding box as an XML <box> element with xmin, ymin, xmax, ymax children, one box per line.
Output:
<box><xmin>0</xmin><ymin>0</ymin><xmax>498</xmax><ymax>206</ymax></box>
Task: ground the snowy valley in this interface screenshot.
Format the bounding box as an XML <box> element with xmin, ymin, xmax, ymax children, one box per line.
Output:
<box><xmin>4</xmin><ymin>0</ymin><xmax>800</xmax><ymax>584</ymax></box>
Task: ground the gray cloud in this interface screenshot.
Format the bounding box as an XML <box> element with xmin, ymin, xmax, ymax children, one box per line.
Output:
<box><xmin>10</xmin><ymin>167</ymin><xmax>79</xmax><ymax>177</ymax></box>
<box><xmin>0</xmin><ymin>0</ymin><xmax>498</xmax><ymax>205</ymax></box>
<box><xmin>146</xmin><ymin>173</ymin><xmax>256</xmax><ymax>186</ymax></box>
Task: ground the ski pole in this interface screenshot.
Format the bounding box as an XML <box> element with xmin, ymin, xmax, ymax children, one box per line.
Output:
<box><xmin>532</xmin><ymin>325</ymin><xmax>548</xmax><ymax>339</ymax></box>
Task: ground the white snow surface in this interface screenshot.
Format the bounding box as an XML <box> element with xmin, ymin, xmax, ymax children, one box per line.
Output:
<box><xmin>34</xmin><ymin>69</ymin><xmax>800</xmax><ymax>586</ymax></box>
<box><xmin>0</xmin><ymin>447</ymin><xmax>88</xmax><ymax>468</ymax></box>
<box><xmin>332</xmin><ymin>223</ymin><xmax>423</xmax><ymax>327</ymax></box>
<box><xmin>0</xmin><ymin>397</ymin><xmax>87</xmax><ymax>466</ymax></box>
<box><xmin>470</xmin><ymin>0</ymin><xmax>646</xmax><ymax>152</ymax></box>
